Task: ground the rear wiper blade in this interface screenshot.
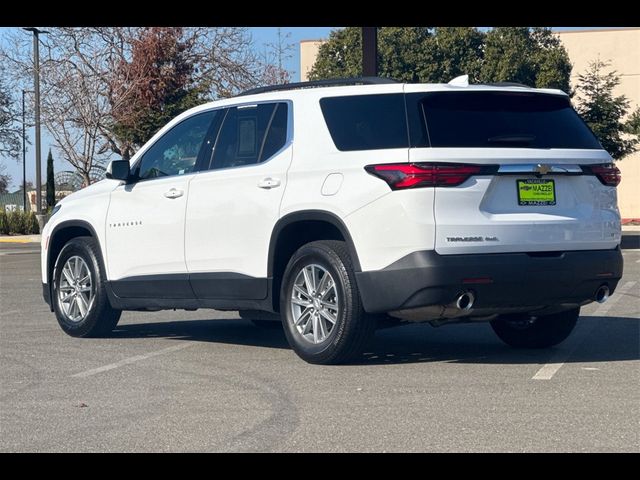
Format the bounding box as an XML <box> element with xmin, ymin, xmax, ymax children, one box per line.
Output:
<box><xmin>487</xmin><ymin>134</ymin><xmax>536</xmax><ymax>145</ymax></box>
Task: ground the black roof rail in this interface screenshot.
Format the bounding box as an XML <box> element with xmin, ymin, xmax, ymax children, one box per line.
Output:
<box><xmin>236</xmin><ymin>77</ymin><xmax>399</xmax><ymax>97</ymax></box>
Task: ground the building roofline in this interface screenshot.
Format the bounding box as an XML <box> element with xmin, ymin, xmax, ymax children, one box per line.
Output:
<box><xmin>300</xmin><ymin>39</ymin><xmax>326</xmax><ymax>43</ymax></box>
<box><xmin>555</xmin><ymin>27</ymin><xmax>640</xmax><ymax>34</ymax></box>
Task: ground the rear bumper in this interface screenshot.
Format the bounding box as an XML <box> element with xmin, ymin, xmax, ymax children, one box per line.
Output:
<box><xmin>355</xmin><ymin>248</ymin><xmax>623</xmax><ymax>313</ymax></box>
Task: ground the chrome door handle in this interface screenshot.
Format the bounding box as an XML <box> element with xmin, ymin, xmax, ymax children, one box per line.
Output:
<box><xmin>257</xmin><ymin>177</ymin><xmax>281</xmax><ymax>189</ymax></box>
<box><xmin>164</xmin><ymin>188</ymin><xmax>184</xmax><ymax>199</ymax></box>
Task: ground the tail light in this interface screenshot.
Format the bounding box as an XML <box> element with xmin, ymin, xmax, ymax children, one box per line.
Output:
<box><xmin>584</xmin><ymin>163</ymin><xmax>621</xmax><ymax>187</ymax></box>
<box><xmin>365</xmin><ymin>163</ymin><xmax>494</xmax><ymax>190</ymax></box>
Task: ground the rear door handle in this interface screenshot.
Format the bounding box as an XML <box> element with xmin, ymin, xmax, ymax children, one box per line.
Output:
<box><xmin>164</xmin><ymin>188</ymin><xmax>184</xmax><ymax>199</ymax></box>
<box><xmin>257</xmin><ymin>177</ymin><xmax>281</xmax><ymax>189</ymax></box>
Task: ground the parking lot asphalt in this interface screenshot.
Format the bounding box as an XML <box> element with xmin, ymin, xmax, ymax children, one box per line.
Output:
<box><xmin>1</xmin><ymin>243</ymin><xmax>638</xmax><ymax>452</ymax></box>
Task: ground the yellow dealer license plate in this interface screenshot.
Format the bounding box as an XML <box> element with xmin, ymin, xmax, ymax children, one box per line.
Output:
<box><xmin>517</xmin><ymin>179</ymin><xmax>556</xmax><ymax>206</ymax></box>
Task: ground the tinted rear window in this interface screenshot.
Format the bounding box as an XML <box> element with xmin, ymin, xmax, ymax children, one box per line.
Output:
<box><xmin>320</xmin><ymin>94</ymin><xmax>408</xmax><ymax>151</ymax></box>
<box><xmin>416</xmin><ymin>91</ymin><xmax>601</xmax><ymax>149</ymax></box>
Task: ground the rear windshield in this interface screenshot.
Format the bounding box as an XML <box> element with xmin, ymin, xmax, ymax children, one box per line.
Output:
<box><xmin>320</xmin><ymin>94</ymin><xmax>408</xmax><ymax>151</ymax></box>
<box><xmin>416</xmin><ymin>91</ymin><xmax>601</xmax><ymax>149</ymax></box>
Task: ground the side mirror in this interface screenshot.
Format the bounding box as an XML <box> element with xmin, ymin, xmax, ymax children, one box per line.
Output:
<box><xmin>106</xmin><ymin>160</ymin><xmax>131</xmax><ymax>182</ymax></box>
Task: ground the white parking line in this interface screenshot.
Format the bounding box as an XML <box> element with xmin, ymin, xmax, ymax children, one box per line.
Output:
<box><xmin>71</xmin><ymin>342</ymin><xmax>196</xmax><ymax>378</ymax></box>
<box><xmin>532</xmin><ymin>280</ymin><xmax>637</xmax><ymax>381</ymax></box>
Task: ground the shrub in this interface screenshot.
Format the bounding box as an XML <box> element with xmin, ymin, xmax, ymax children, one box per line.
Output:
<box><xmin>0</xmin><ymin>210</ymin><xmax>39</xmax><ymax>235</ymax></box>
<box><xmin>0</xmin><ymin>210</ymin><xmax>8</xmax><ymax>235</ymax></box>
<box><xmin>27</xmin><ymin>212</ymin><xmax>40</xmax><ymax>234</ymax></box>
<box><xmin>7</xmin><ymin>210</ymin><xmax>27</xmax><ymax>235</ymax></box>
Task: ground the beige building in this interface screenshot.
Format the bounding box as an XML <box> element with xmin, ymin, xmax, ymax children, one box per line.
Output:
<box><xmin>556</xmin><ymin>28</ymin><xmax>640</xmax><ymax>220</ymax></box>
<box><xmin>300</xmin><ymin>40</ymin><xmax>325</xmax><ymax>82</ymax></box>
<box><xmin>300</xmin><ymin>28</ymin><xmax>640</xmax><ymax>219</ymax></box>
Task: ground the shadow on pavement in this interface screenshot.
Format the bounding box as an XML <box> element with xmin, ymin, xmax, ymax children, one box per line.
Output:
<box><xmin>357</xmin><ymin>316</ymin><xmax>639</xmax><ymax>366</ymax></box>
<box><xmin>111</xmin><ymin>315</ymin><xmax>639</xmax><ymax>366</ymax></box>
<box><xmin>113</xmin><ymin>318</ymin><xmax>290</xmax><ymax>350</ymax></box>
<box><xmin>621</xmin><ymin>233</ymin><xmax>640</xmax><ymax>249</ymax></box>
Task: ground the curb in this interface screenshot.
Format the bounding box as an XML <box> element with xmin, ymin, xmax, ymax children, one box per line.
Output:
<box><xmin>0</xmin><ymin>235</ymin><xmax>42</xmax><ymax>244</ymax></box>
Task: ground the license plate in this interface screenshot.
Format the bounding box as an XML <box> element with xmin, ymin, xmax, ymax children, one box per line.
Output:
<box><xmin>517</xmin><ymin>179</ymin><xmax>556</xmax><ymax>206</ymax></box>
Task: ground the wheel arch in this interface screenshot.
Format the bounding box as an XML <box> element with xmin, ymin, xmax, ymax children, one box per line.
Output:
<box><xmin>267</xmin><ymin>210</ymin><xmax>361</xmax><ymax>312</ymax></box>
<box><xmin>47</xmin><ymin>220</ymin><xmax>103</xmax><ymax>290</ymax></box>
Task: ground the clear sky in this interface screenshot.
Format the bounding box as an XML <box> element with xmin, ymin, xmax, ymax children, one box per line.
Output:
<box><xmin>0</xmin><ymin>26</ymin><xmax>616</xmax><ymax>191</ymax></box>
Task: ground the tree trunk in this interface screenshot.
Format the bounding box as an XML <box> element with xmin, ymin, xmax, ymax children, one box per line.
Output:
<box><xmin>82</xmin><ymin>172</ymin><xmax>91</xmax><ymax>188</ymax></box>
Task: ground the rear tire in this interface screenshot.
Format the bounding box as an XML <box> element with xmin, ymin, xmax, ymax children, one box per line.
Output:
<box><xmin>491</xmin><ymin>308</ymin><xmax>579</xmax><ymax>348</ymax></box>
<box><xmin>280</xmin><ymin>240</ymin><xmax>374</xmax><ymax>364</ymax></box>
<box><xmin>52</xmin><ymin>237</ymin><xmax>121</xmax><ymax>338</ymax></box>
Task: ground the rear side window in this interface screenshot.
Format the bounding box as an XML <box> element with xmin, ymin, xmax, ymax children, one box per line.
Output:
<box><xmin>320</xmin><ymin>94</ymin><xmax>408</xmax><ymax>151</ymax></box>
<box><xmin>210</xmin><ymin>102</ymin><xmax>288</xmax><ymax>170</ymax></box>
<box><xmin>413</xmin><ymin>91</ymin><xmax>601</xmax><ymax>149</ymax></box>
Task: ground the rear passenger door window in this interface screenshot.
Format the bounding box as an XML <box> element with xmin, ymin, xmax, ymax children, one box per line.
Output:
<box><xmin>209</xmin><ymin>102</ymin><xmax>289</xmax><ymax>170</ymax></box>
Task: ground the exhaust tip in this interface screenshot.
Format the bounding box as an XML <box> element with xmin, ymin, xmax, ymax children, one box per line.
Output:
<box><xmin>595</xmin><ymin>285</ymin><xmax>610</xmax><ymax>304</ymax></box>
<box><xmin>455</xmin><ymin>291</ymin><xmax>475</xmax><ymax>311</ymax></box>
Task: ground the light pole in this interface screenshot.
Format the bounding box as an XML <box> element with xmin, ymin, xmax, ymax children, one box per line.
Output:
<box><xmin>23</xmin><ymin>27</ymin><xmax>48</xmax><ymax>218</ymax></box>
<box><xmin>21</xmin><ymin>89</ymin><xmax>33</xmax><ymax>213</ymax></box>
<box><xmin>362</xmin><ymin>27</ymin><xmax>378</xmax><ymax>77</ymax></box>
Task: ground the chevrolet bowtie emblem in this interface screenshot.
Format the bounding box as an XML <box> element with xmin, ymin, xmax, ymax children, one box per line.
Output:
<box><xmin>535</xmin><ymin>164</ymin><xmax>551</xmax><ymax>175</ymax></box>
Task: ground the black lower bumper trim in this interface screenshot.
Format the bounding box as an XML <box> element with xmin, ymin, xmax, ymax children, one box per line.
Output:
<box><xmin>355</xmin><ymin>248</ymin><xmax>623</xmax><ymax>313</ymax></box>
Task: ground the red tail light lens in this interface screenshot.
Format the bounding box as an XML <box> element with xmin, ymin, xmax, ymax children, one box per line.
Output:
<box><xmin>585</xmin><ymin>163</ymin><xmax>621</xmax><ymax>187</ymax></box>
<box><xmin>365</xmin><ymin>163</ymin><xmax>490</xmax><ymax>189</ymax></box>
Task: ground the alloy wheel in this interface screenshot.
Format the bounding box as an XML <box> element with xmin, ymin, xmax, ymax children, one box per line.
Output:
<box><xmin>290</xmin><ymin>264</ymin><xmax>339</xmax><ymax>344</ymax></box>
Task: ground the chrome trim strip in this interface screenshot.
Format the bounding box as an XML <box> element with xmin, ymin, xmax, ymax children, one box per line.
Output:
<box><xmin>497</xmin><ymin>164</ymin><xmax>584</xmax><ymax>174</ymax></box>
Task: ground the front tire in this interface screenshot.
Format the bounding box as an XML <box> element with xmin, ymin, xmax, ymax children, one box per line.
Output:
<box><xmin>280</xmin><ymin>240</ymin><xmax>374</xmax><ymax>364</ymax></box>
<box><xmin>491</xmin><ymin>308</ymin><xmax>579</xmax><ymax>349</ymax></box>
<box><xmin>52</xmin><ymin>236</ymin><xmax>121</xmax><ymax>337</ymax></box>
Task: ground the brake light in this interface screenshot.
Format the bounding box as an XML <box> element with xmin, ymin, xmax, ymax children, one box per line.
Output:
<box><xmin>585</xmin><ymin>164</ymin><xmax>621</xmax><ymax>187</ymax></box>
<box><xmin>365</xmin><ymin>163</ymin><xmax>490</xmax><ymax>189</ymax></box>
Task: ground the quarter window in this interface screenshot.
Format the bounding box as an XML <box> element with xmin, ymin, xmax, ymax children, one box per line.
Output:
<box><xmin>136</xmin><ymin>111</ymin><xmax>215</xmax><ymax>181</ymax></box>
<box><xmin>209</xmin><ymin>102</ymin><xmax>289</xmax><ymax>170</ymax></box>
<box><xmin>319</xmin><ymin>94</ymin><xmax>409</xmax><ymax>151</ymax></box>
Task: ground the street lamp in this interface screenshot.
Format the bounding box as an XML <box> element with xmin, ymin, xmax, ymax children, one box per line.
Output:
<box><xmin>21</xmin><ymin>89</ymin><xmax>34</xmax><ymax>213</ymax></box>
<box><xmin>22</xmin><ymin>27</ymin><xmax>49</xmax><ymax>217</ymax></box>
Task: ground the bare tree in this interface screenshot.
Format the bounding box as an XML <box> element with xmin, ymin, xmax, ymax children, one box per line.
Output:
<box><xmin>260</xmin><ymin>28</ymin><xmax>295</xmax><ymax>85</ymax></box>
<box><xmin>0</xmin><ymin>162</ymin><xmax>11</xmax><ymax>194</ymax></box>
<box><xmin>1</xmin><ymin>28</ymin><xmax>115</xmax><ymax>186</ymax></box>
<box><xmin>0</xmin><ymin>27</ymin><xmax>292</xmax><ymax>185</ymax></box>
<box><xmin>0</xmin><ymin>65</ymin><xmax>20</xmax><ymax>159</ymax></box>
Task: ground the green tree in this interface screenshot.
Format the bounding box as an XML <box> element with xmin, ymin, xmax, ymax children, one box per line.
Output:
<box><xmin>309</xmin><ymin>27</ymin><xmax>364</xmax><ymax>80</ymax></box>
<box><xmin>310</xmin><ymin>27</ymin><xmax>571</xmax><ymax>91</ymax></box>
<box><xmin>46</xmin><ymin>149</ymin><xmax>55</xmax><ymax>209</ymax></box>
<box><xmin>576</xmin><ymin>60</ymin><xmax>638</xmax><ymax>160</ymax></box>
<box><xmin>427</xmin><ymin>27</ymin><xmax>485</xmax><ymax>82</ymax></box>
<box><xmin>624</xmin><ymin>108</ymin><xmax>640</xmax><ymax>137</ymax></box>
<box><xmin>310</xmin><ymin>27</ymin><xmax>438</xmax><ymax>82</ymax></box>
<box><xmin>480</xmin><ymin>27</ymin><xmax>572</xmax><ymax>92</ymax></box>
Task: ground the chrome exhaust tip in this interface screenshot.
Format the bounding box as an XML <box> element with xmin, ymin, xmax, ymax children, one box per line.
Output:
<box><xmin>455</xmin><ymin>291</ymin><xmax>475</xmax><ymax>311</ymax></box>
<box><xmin>595</xmin><ymin>285</ymin><xmax>610</xmax><ymax>304</ymax></box>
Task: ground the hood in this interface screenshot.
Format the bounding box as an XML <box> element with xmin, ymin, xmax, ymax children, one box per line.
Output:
<box><xmin>59</xmin><ymin>179</ymin><xmax>118</xmax><ymax>205</ymax></box>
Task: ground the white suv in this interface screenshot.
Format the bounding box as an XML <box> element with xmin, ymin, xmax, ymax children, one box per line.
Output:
<box><xmin>41</xmin><ymin>77</ymin><xmax>623</xmax><ymax>364</ymax></box>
